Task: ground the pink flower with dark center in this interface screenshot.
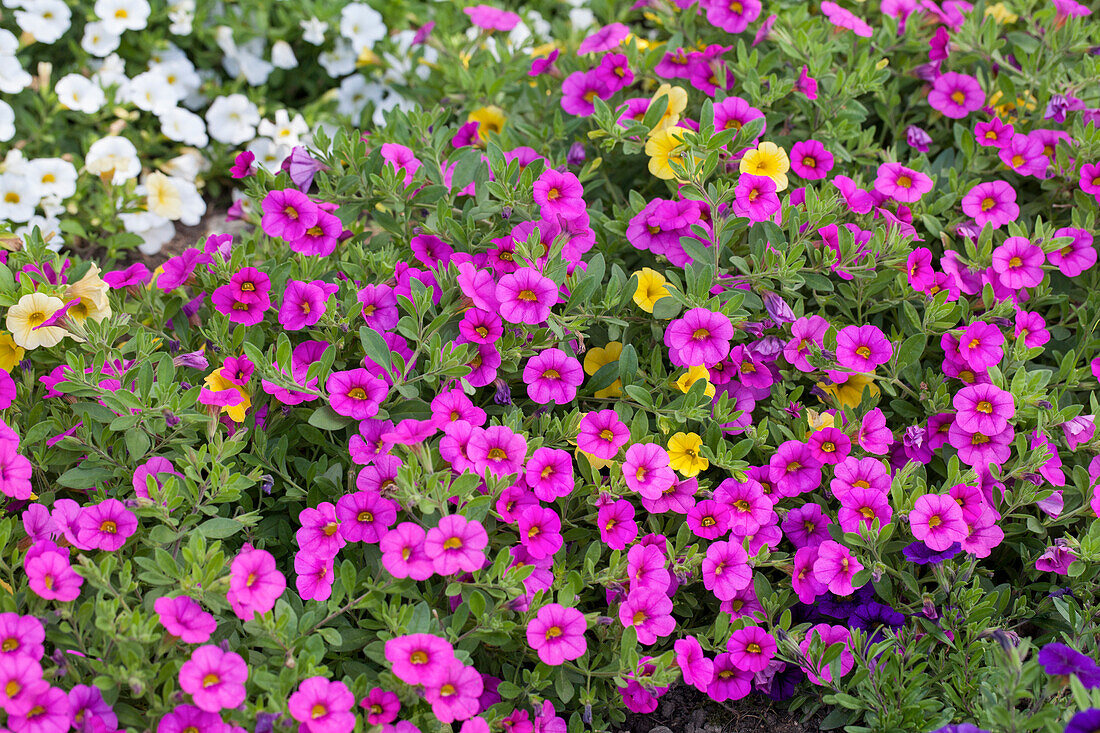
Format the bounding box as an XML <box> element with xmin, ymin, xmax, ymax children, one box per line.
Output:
<box><xmin>958</xmin><ymin>321</ymin><xmax>1005</xmax><ymax>371</ymax></box>
<box><xmin>716</xmin><ymin>477</ymin><xmax>770</xmax><ymax>537</ymax></box>
<box><xmin>992</xmin><ymin>237</ymin><xmax>1044</xmax><ymax>289</ymax></box>
<box><xmin>807</xmin><ymin>427</ymin><xmax>851</xmax><ymax>465</ymax></box>
<box><xmin>326</xmin><ymin>369</ymin><xmax>388</xmax><ymax>420</ymax></box>
<box><xmin>153</xmin><ymin>596</ymin><xmax>217</xmax><ymax>644</ymax></box>
<box><xmin>702</xmin><ymin>0</ymin><xmax>762</xmax><ymax>33</ymax></box>
<box><xmin>948</xmin><ymin>421</ymin><xmax>1014</xmax><ymax>467</ymax></box>
<box><xmin>0</xmin><ymin>654</ymin><xmax>42</xmax><ymax>712</ymax></box>
<box><xmin>792</xmin><ymin>546</ymin><xmax>827</xmax><ymax>603</ymax></box>
<box><xmin>769</xmin><ymin>440</ymin><xmax>822</xmax><ymax>497</ymax></box>
<box><xmin>837</xmin><ymin>488</ymin><xmax>892</xmax><ymax>535</ymax></box>
<box><xmin>336</xmin><ymin>491</ymin><xmax>396</xmax><ymax>543</ymax></box>
<box><xmin>178</xmin><ymin>645</ymin><xmax>247</xmax><ymax>712</ymax></box>
<box><xmin>626</xmin><ymin>544</ymin><xmax>670</xmax><ymax>593</ymax></box>
<box><xmin>261</xmin><ymin>189</ymin><xmax>320</xmax><ymax>241</ymax></box>
<box><xmin>289</xmin><ymin>208</ymin><xmax>342</xmax><ymax>257</ymax></box>
<box><xmin>526</xmin><ymin>603</ymin><xmax>587</xmax><ymax>665</ymax></box>
<box><xmin>688</xmin><ymin>499</ymin><xmax>731</xmax><ymax>540</ymax></box>
<box><xmin>294</xmin><ymin>551</ymin><xmax>334</xmax><ymax>602</ymax></box>
<box><xmin>517</xmin><ymin>506</ymin><xmax>562</xmax><ymax>560</ymax></box>
<box><xmin>359</xmin><ymin>688</ymin><xmax>400</xmax><ymax>726</ymax></box>
<box><xmin>999</xmin><ymin>133</ymin><xmax>1048</xmax><ymax>177</ymax></box>
<box><xmin>1048</xmin><ymin>227</ymin><xmax>1096</xmax><ymax>278</ymax></box>
<box><xmin>783</xmin><ymin>315</ymin><xmax>830</xmax><ymax>372</ymax></box>
<box><xmin>782</xmin><ymin>503</ymin><xmax>832</xmax><ymax>549</ymax></box>
<box><xmin>622</xmin><ymin>443</ymin><xmax>676</xmax><ymax>501</ymax></box>
<box><xmin>812</xmin><ymin>540</ymin><xmax>864</xmax><ymax>595</ymax></box>
<box><xmin>928</xmin><ymin>72</ymin><xmax>984</xmax><ymax>119</ymax></box>
<box><xmin>358</xmin><ymin>284</ymin><xmax>400</xmax><ymax>331</ymax></box>
<box><xmin>296</xmin><ymin>502</ymin><xmax>345</xmax><ymax>560</ymax></box>
<box><xmin>835</xmin><ymin>324</ymin><xmax>892</xmax><ymax>373</ymax></box>
<box><xmin>157</xmin><ymin>704</ymin><xmax>225</xmax><ymax>733</ymax></box>
<box><xmin>560</xmin><ymin>71</ymin><xmax>612</xmax><ymax>117</ymax></box>
<box><xmin>710</xmin><ymin>96</ymin><xmax>766</xmax><ymax>137</ymax></box>
<box><xmin>707</xmin><ymin>653</ymin><xmax>753</xmax><ymax>702</ymax></box>
<box><xmin>0</xmin><ymin>614</ymin><xmax>44</xmax><ymax>661</ymax></box>
<box><xmin>385</xmin><ymin>634</ymin><xmax>455</xmax><ymax>686</ymax></box>
<box><xmin>831</xmin><ymin>455</ymin><xmax>889</xmax><ymax>498</ymax></box>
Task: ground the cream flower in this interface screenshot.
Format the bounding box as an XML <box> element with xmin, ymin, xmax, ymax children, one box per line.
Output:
<box><xmin>5</xmin><ymin>292</ymin><xmax>67</xmax><ymax>350</ymax></box>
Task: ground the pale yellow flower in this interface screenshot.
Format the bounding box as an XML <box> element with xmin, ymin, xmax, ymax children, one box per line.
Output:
<box><xmin>645</xmin><ymin>126</ymin><xmax>697</xmax><ymax>182</ymax></box>
<box><xmin>739</xmin><ymin>141</ymin><xmax>790</xmax><ymax>191</ymax></box>
<box><xmin>65</xmin><ymin>263</ymin><xmax>112</xmax><ymax>323</ymax></box>
<box><xmin>649</xmin><ymin>84</ymin><xmax>687</xmax><ymax>134</ymax></box>
<box><xmin>146</xmin><ymin>172</ymin><xmax>182</xmax><ymax>220</ymax></box>
<box><xmin>6</xmin><ymin>293</ymin><xmax>69</xmax><ymax>350</ymax></box>
<box><xmin>583</xmin><ymin>342</ymin><xmax>623</xmax><ymax>399</ymax></box>
<box><xmin>676</xmin><ymin>366</ymin><xmax>716</xmax><ymax>399</ymax></box>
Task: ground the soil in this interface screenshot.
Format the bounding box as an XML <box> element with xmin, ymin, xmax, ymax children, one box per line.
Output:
<box><xmin>615</xmin><ymin>685</ymin><xmax>826</xmax><ymax>733</ymax></box>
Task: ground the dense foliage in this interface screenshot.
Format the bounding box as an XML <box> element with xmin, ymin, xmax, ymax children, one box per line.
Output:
<box><xmin>3</xmin><ymin>0</ymin><xmax>1100</xmax><ymax>732</ymax></box>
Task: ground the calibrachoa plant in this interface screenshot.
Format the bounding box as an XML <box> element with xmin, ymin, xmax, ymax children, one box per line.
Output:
<box><xmin>2</xmin><ymin>1</ymin><xmax>1100</xmax><ymax>732</ymax></box>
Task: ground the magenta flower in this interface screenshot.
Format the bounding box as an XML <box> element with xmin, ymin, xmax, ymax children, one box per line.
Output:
<box><xmin>358</xmin><ymin>284</ymin><xmax>400</xmax><ymax>331</ymax></box>
<box><xmin>560</xmin><ymin>71</ymin><xmax>612</xmax><ymax>117</ymax></box>
<box><xmin>385</xmin><ymin>634</ymin><xmax>456</xmax><ymax>686</ymax></box>
<box><xmin>717</xmin><ymin>477</ymin><xmax>771</xmax><ymax>536</ymax></box>
<box><xmin>769</xmin><ymin>439</ymin><xmax>823</xmax><ymax>497</ymax></box>
<box><xmin>425</xmin><ymin>514</ymin><xmax>488</xmax><ymax>575</ymax></box>
<box><xmin>496</xmin><ymin>268</ymin><xmax>557</xmax><ymax>325</ymax></box>
<box><xmin>468</xmin><ymin>425</ymin><xmax>526</xmax><ymax>477</ymax></box>
<box><xmin>975</xmin><ymin>117</ymin><xmax>1013</xmax><ymax>148</ymax></box>
<box><xmin>961</xmin><ymin>180</ymin><xmax>1019</xmax><ymax>229</ymax></box>
<box><xmin>178</xmin><ymin>645</ymin><xmax>247</xmax><ymax>712</ymax></box>
<box><xmin>953</xmin><ymin>383</ymin><xmax>1014</xmax><ymax>435</ymax></box>
<box><xmin>296</xmin><ymin>502</ymin><xmax>345</xmax><ymax>560</ymax></box>
<box><xmin>533</xmin><ymin>169</ymin><xmax>585</xmax><ymax>222</ymax></box>
<box><xmin>674</xmin><ymin>636</ymin><xmax>714</xmax><ymax>692</ymax></box>
<box><xmin>326</xmin><ymin>369</ymin><xmax>388</xmax><ymax>420</ymax></box>
<box><xmin>458</xmin><ymin>308</ymin><xmax>503</xmax><ymax>345</ymax></box>
<box><xmin>424</xmin><ymin>661</ymin><xmax>483</xmax><ymax>724</ymax></box>
<box><xmin>703</xmin><ymin>0</ymin><xmax>762</xmax><ymax>33</ymax></box>
<box><xmin>835</xmin><ymin>324</ymin><xmax>892</xmax><ymax>373</ymax></box>
<box><xmin>335</xmin><ymin>491</ymin><xmax>396</xmax><ymax>544</ymax></box>
<box><xmin>0</xmin><ymin>443</ymin><xmax>31</xmax><ymax>500</ymax></box>
<box><xmin>726</xmin><ymin>626</ymin><xmax>776</xmax><ymax>673</ymax></box>
<box><xmin>626</xmin><ymin>544</ymin><xmax>670</xmax><ymax>593</ymax></box>
<box><xmin>153</xmin><ymin>596</ymin><xmax>216</xmax><ymax>644</ymax></box>
<box><xmin>261</xmin><ymin>189</ymin><xmax>320</xmax><ymax>241</ymax></box>
<box><xmin>286</xmin><ymin>146</ymin><xmax>327</xmax><ymax>192</ymax></box>
<box><xmin>288</xmin><ymin>677</ymin><xmax>355</xmax><ymax>733</ymax></box>
<box><xmin>837</xmin><ymin>489</ymin><xmax>892</xmax><ymax>535</ymax></box>
<box><xmin>948</xmin><ymin>421</ymin><xmax>1014</xmax><ymax>467</ymax></box>
<box><xmin>1048</xmin><ymin>227</ymin><xmax>1096</xmax><ymax>278</ymax></box>
<box><xmin>992</xmin><ymin>237</ymin><xmax>1044</xmax><ymax>289</ymax></box>
<box><xmin>711</xmin><ymin>96</ymin><xmax>765</xmax><ymax>136</ymax></box>
<box><xmin>0</xmin><ymin>613</ymin><xmax>44</xmax><ymax>661</ymax></box>
<box><xmin>211</xmin><ymin>267</ymin><xmax>272</xmax><ymax>325</ymax></box>
<box><xmin>294</xmin><ymin>551</ymin><xmax>334</xmax><ymax>602</ymax></box>
<box><xmin>910</xmin><ymin>493</ymin><xmax>968</xmax><ymax>551</ymax></box>
<box><xmin>380</xmin><ymin>522</ymin><xmax>434</xmax><ymax>580</ymax></box>
<box><xmin>799</xmin><ymin>624</ymin><xmax>853</xmax><ymax>685</ymax></box>
<box><xmin>380</xmin><ymin>143</ymin><xmax>421</xmax><ymax>187</ymax></box>
<box><xmin>707</xmin><ymin>654</ymin><xmax>752</xmax><ymax>702</ymax></box>
<box><xmin>517</xmin><ymin>506</ymin><xmax>563</xmax><ymax>560</ymax></box>
<box><xmin>157</xmin><ymin>704</ymin><xmax>224</xmax><ymax>733</ymax></box>
<box><xmin>279</xmin><ymin>279</ymin><xmax>335</xmax><ymax>331</ymax></box>
<box><xmin>9</xmin><ymin>683</ymin><xmax>69</xmax><ymax>733</ymax></box>
<box><xmin>999</xmin><ymin>133</ymin><xmax>1047</xmax><ymax>177</ymax></box>
<box><xmin>688</xmin><ymin>499</ymin><xmax>731</xmax><ymax>540</ymax></box>
<box><xmin>525</xmin><ymin>447</ymin><xmax>574</xmax><ymax>502</ymax></box>
<box><xmin>701</xmin><ymin>539</ymin><xmax>751</xmax><ymax>600</ymax></box>
<box><xmin>622</xmin><ymin>443</ymin><xmax>675</xmax><ymax>500</ymax></box>
<box><xmin>230</xmin><ymin>150</ymin><xmax>255</xmax><ymax>178</ymax></box>
<box><xmin>782</xmin><ymin>503</ymin><xmax>832</xmax><ymax>549</ymax></box>
<box><xmin>289</xmin><ymin>208</ymin><xmax>342</xmax><ymax>257</ymax></box>
<box><xmin>71</xmin><ymin>499</ymin><xmax>136</xmax><ymax>552</ymax></box>
<box><xmin>664</xmin><ymin>308</ymin><xmax>734</xmax><ymax>368</ymax></box>
<box><xmin>812</xmin><ymin>540</ymin><xmax>864</xmax><ymax>595</ymax></box>
<box><xmin>0</xmin><ymin>654</ymin><xmax>42</xmax><ymax>711</ymax></box>
<box><xmin>598</xmin><ymin>499</ymin><xmax>638</xmax><ymax>549</ymax></box>
<box><xmin>928</xmin><ymin>72</ymin><xmax>985</xmax><ymax>119</ymax></box>
<box><xmin>793</xmin><ymin>546</ymin><xmax>828</xmax><ymax>603</ymax></box>
<box><xmin>578</xmin><ymin>22</ymin><xmax>630</xmax><ymax>53</ymax></box>
<box><xmin>360</xmin><ymin>688</ymin><xmax>400</xmax><ymax>726</ymax></box>
<box><xmin>1015</xmin><ymin>309</ymin><xmax>1050</xmax><ymax>348</ymax></box>
<box><xmin>789</xmin><ymin>139</ymin><xmax>834</xmax><ymax>180</ymax></box>
<box><xmin>463</xmin><ymin>4</ymin><xmax>520</xmax><ymax>31</ymax></box>
<box><xmin>732</xmin><ymin>173</ymin><xmax>780</xmax><ymax>223</ymax></box>
<box><xmin>820</xmin><ymin>0</ymin><xmax>873</xmax><ymax>36</ymax></box>
<box><xmin>796</xmin><ymin>65</ymin><xmax>818</xmax><ymax>99</ymax></box>
<box><xmin>226</xmin><ymin>545</ymin><xmax>286</xmax><ymax>620</ymax></box>
<box><xmin>527</xmin><ymin>603</ymin><xmax>587</xmax><ymax>665</ymax></box>
<box><xmin>807</xmin><ymin>427</ymin><xmax>851</xmax><ymax>465</ymax></box>
<box><xmin>1035</xmin><ymin>540</ymin><xmax>1077</xmax><ymax>575</ymax></box>
<box><xmin>958</xmin><ymin>321</ymin><xmax>1005</xmax><ymax>371</ymax></box>
<box><xmin>523</xmin><ymin>349</ymin><xmax>583</xmax><ymax>405</ymax></box>
<box><xmin>783</xmin><ymin>315</ymin><xmax>830</xmax><ymax>372</ymax></box>
<box><xmin>831</xmin><ymin>455</ymin><xmax>890</xmax><ymax>497</ymax></box>
<box><xmin>873</xmin><ymin>162</ymin><xmax>933</xmax><ymax>203</ymax></box>
<box><xmin>577</xmin><ymin>409</ymin><xmax>630</xmax><ymax>460</ymax></box>
<box><xmin>619</xmin><ymin>589</ymin><xmax>675</xmax><ymax>645</ymax></box>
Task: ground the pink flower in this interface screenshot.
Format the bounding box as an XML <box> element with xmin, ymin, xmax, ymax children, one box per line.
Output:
<box><xmin>873</xmin><ymin>162</ymin><xmax>933</xmax><ymax>203</ymax></box>
<box><xmin>732</xmin><ymin>173</ymin><xmax>780</xmax><ymax>223</ymax></box>
<box><xmin>577</xmin><ymin>409</ymin><xmax>629</xmax><ymax>459</ymax></box>
<box><xmin>0</xmin><ymin>654</ymin><xmax>42</xmax><ymax>712</ymax></box>
<box><xmin>622</xmin><ymin>443</ymin><xmax>675</xmax><ymax>500</ymax></box>
<box><xmin>618</xmin><ymin>589</ymin><xmax>675</xmax><ymax>645</ymax></box>
<box><xmin>928</xmin><ymin>72</ymin><xmax>984</xmax><ymax>119</ymax></box>
<box><xmin>157</xmin><ymin>704</ymin><xmax>226</xmax><ymax>733</ymax></box>
<box><xmin>326</xmin><ymin>369</ymin><xmax>388</xmax><ymax>420</ymax></box>
<box><xmin>279</xmin><ymin>280</ymin><xmax>336</xmax><ymax>331</ymax></box>
<box><xmin>0</xmin><ymin>614</ymin><xmax>44</xmax><ymax>661</ymax></box>
<box><xmin>1048</xmin><ymin>227</ymin><xmax>1095</xmax><ymax>278</ymax></box>
<box><xmin>598</xmin><ymin>499</ymin><xmax>638</xmax><ymax>549</ymax></box>
<box><xmin>789</xmin><ymin>139</ymin><xmax>833</xmax><ymax>180</ymax></box>
<box><xmin>701</xmin><ymin>539</ymin><xmax>751</xmax><ymax>600</ymax></box>
<box><xmin>837</xmin><ymin>489</ymin><xmax>892</xmax><ymax>535</ymax></box>
<box><xmin>807</xmin><ymin>427</ymin><xmax>851</xmax><ymax>465</ymax></box>
<box><xmin>0</xmin><ymin>444</ymin><xmax>34</xmax><ymax>500</ymax></box>
<box><xmin>380</xmin><ymin>522</ymin><xmax>434</xmax><ymax>580</ymax></box>
<box><xmin>796</xmin><ymin>65</ymin><xmax>818</xmax><ymax>99</ymax></box>
<box><xmin>424</xmin><ymin>661</ymin><xmax>483</xmax><ymax>724</ymax></box>
<box><xmin>674</xmin><ymin>636</ymin><xmax>714</xmax><ymax>692</ymax></box>
<box><xmin>153</xmin><ymin>596</ymin><xmax>216</xmax><ymax>644</ymax></box>
<box><xmin>360</xmin><ymin>688</ymin><xmax>400</xmax><ymax>726</ymax></box>
<box><xmin>560</xmin><ymin>71</ymin><xmax>612</xmax><ymax>117</ymax></box>
<box><xmin>769</xmin><ymin>440</ymin><xmax>822</xmax><ymax>497</ymax></box>
<box><xmin>468</xmin><ymin>425</ymin><xmax>527</xmax><ymax>477</ymax></box>
<box><xmin>958</xmin><ymin>321</ymin><xmax>1005</xmax><ymax>371</ymax></box>
<box><xmin>463</xmin><ymin>4</ymin><xmax>520</xmax><ymax>31</ymax></box>
<box><xmin>992</xmin><ymin>237</ymin><xmax>1044</xmax><ymax>289</ymax></box>
<box><xmin>664</xmin><ymin>308</ymin><xmax>734</xmax><ymax>368</ymax></box>
<box><xmin>25</xmin><ymin>544</ymin><xmax>82</xmax><ymax>601</ymax></box>
<box><xmin>835</xmin><ymin>324</ymin><xmax>892</xmax><ymax>373</ymax></box>
<box><xmin>960</xmin><ymin>180</ymin><xmax>1018</xmax><ymax>229</ymax></box>
<box><xmin>496</xmin><ymin>268</ymin><xmax>557</xmax><ymax>324</ymax></box>
<box><xmin>261</xmin><ymin>189</ymin><xmax>320</xmax><ymax>241</ymax></box>
<box><xmin>975</xmin><ymin>117</ymin><xmax>1013</xmax><ymax>148</ymax></box>
<box><xmin>910</xmin><ymin>493</ymin><xmax>968</xmax><ymax>551</ymax></box>
<box><xmin>385</xmin><ymin>634</ymin><xmax>455</xmax><ymax>686</ymax></box>
<box><xmin>178</xmin><ymin>645</ymin><xmax>247</xmax><ymax>712</ymax></box>
<box><xmin>707</xmin><ymin>653</ymin><xmax>752</xmax><ymax>701</ymax></box>
<box><xmin>726</xmin><ymin>626</ymin><xmax>776</xmax><ymax>672</ymax></box>
<box><xmin>526</xmin><ymin>603</ymin><xmax>587</xmax><ymax>665</ymax></box>
<box><xmin>517</xmin><ymin>506</ymin><xmax>563</xmax><ymax>560</ymax></box>
<box><xmin>523</xmin><ymin>349</ymin><xmax>583</xmax><ymax>405</ymax></box>
<box><xmin>799</xmin><ymin>624</ymin><xmax>853</xmax><ymax>685</ymax></box>
<box><xmin>72</xmin><ymin>499</ymin><xmax>137</xmax><ymax>552</ymax></box>
<box><xmin>953</xmin><ymin>383</ymin><xmax>1014</xmax><ymax>435</ymax></box>
<box><xmin>335</xmin><ymin>492</ymin><xmax>396</xmax><ymax>544</ymax></box>
<box><xmin>812</xmin><ymin>540</ymin><xmax>864</xmax><ymax>595</ymax></box>
<box><xmin>288</xmin><ymin>677</ymin><xmax>355</xmax><ymax>733</ymax></box>
<box><xmin>424</xmin><ymin>514</ymin><xmax>488</xmax><ymax>575</ymax></box>
<box><xmin>999</xmin><ymin>133</ymin><xmax>1048</xmax><ymax>177</ymax></box>
<box><xmin>533</xmin><ymin>169</ymin><xmax>585</xmax><ymax>221</ymax></box>
<box><xmin>820</xmin><ymin>0</ymin><xmax>873</xmax><ymax>36</ymax></box>
<box><xmin>702</xmin><ymin>0</ymin><xmax>761</xmax><ymax>33</ymax></box>
<box><xmin>226</xmin><ymin>545</ymin><xmax>286</xmax><ymax>620</ymax></box>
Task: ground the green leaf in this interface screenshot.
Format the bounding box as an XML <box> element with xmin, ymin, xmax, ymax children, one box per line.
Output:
<box><xmin>195</xmin><ymin>518</ymin><xmax>243</xmax><ymax>539</ymax></box>
<box><xmin>618</xmin><ymin>344</ymin><xmax>638</xmax><ymax>387</ymax></box>
<box><xmin>308</xmin><ymin>405</ymin><xmax>354</xmax><ymax>431</ymax></box>
<box><xmin>360</xmin><ymin>326</ymin><xmax>392</xmax><ymax>369</ymax></box>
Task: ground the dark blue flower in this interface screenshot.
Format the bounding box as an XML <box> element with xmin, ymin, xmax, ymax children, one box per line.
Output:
<box><xmin>903</xmin><ymin>540</ymin><xmax>962</xmax><ymax>565</ymax></box>
<box><xmin>1065</xmin><ymin>708</ymin><xmax>1100</xmax><ymax>733</ymax></box>
<box><xmin>1038</xmin><ymin>643</ymin><xmax>1100</xmax><ymax>688</ymax></box>
<box><xmin>928</xmin><ymin>725</ymin><xmax>989</xmax><ymax>733</ymax></box>
<box><xmin>851</xmin><ymin>601</ymin><xmax>906</xmax><ymax>631</ymax></box>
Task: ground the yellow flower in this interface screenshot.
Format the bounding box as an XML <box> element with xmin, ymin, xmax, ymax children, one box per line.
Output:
<box><xmin>817</xmin><ymin>373</ymin><xmax>879</xmax><ymax>410</ymax></box>
<box><xmin>468</xmin><ymin>106</ymin><xmax>505</xmax><ymax>143</ymax></box>
<box><xmin>676</xmin><ymin>366</ymin><xmax>715</xmax><ymax>398</ymax></box>
<box><xmin>65</xmin><ymin>263</ymin><xmax>112</xmax><ymax>323</ymax></box>
<box><xmin>645</xmin><ymin>126</ymin><xmax>697</xmax><ymax>182</ymax></box>
<box><xmin>0</xmin><ymin>333</ymin><xmax>24</xmax><ymax>371</ymax></box>
<box><xmin>203</xmin><ymin>368</ymin><xmax>251</xmax><ymax>423</ymax></box>
<box><xmin>803</xmin><ymin>408</ymin><xmax>836</xmax><ymax>439</ymax></box>
<box><xmin>649</xmin><ymin>84</ymin><xmax>687</xmax><ymax>134</ymax></box>
<box><xmin>633</xmin><ymin>268</ymin><xmax>671</xmax><ymax>313</ymax></box>
<box><xmin>5</xmin><ymin>292</ymin><xmax>67</xmax><ymax>350</ymax></box>
<box><xmin>530</xmin><ymin>42</ymin><xmax>559</xmax><ymax>58</ymax></box>
<box><xmin>984</xmin><ymin>3</ymin><xmax>1017</xmax><ymax>23</ymax></box>
<box><xmin>575</xmin><ymin>446</ymin><xmax>614</xmax><ymax>471</ymax></box>
<box><xmin>626</xmin><ymin>34</ymin><xmax>657</xmax><ymax>52</ymax></box>
<box><xmin>356</xmin><ymin>48</ymin><xmax>381</xmax><ymax>67</ymax></box>
<box><xmin>146</xmin><ymin>172</ymin><xmax>182</xmax><ymax>220</ymax></box>
<box><xmin>668</xmin><ymin>432</ymin><xmax>708</xmax><ymax>477</ymax></box>
<box><xmin>739</xmin><ymin>141</ymin><xmax>790</xmax><ymax>192</ymax></box>
<box><xmin>583</xmin><ymin>342</ymin><xmax>623</xmax><ymax>399</ymax></box>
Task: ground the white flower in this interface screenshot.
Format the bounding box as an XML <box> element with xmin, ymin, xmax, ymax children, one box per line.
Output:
<box><xmin>167</xmin><ymin>0</ymin><xmax>194</xmax><ymax>35</ymax></box>
<box><xmin>81</xmin><ymin>19</ymin><xmax>121</xmax><ymax>57</ymax></box>
<box><xmin>300</xmin><ymin>17</ymin><xmax>328</xmax><ymax>45</ymax></box>
<box><xmin>257</xmin><ymin>109</ymin><xmax>308</xmax><ymax>148</ymax></box>
<box><xmin>175</xmin><ymin>176</ymin><xmax>205</xmax><ymax>226</ymax></box>
<box><xmin>372</xmin><ymin>89</ymin><xmax>414</xmax><ymax>128</ymax></box>
<box><xmin>246</xmin><ymin>137</ymin><xmax>291</xmax><ymax>173</ymax></box>
<box><xmin>90</xmin><ymin>53</ymin><xmax>128</xmax><ymax>90</ymax></box>
<box><xmin>0</xmin><ymin>173</ymin><xmax>41</xmax><ymax>223</ymax></box>
<box><xmin>230</xmin><ymin>49</ymin><xmax>274</xmax><ymax>86</ymax></box>
<box><xmin>1</xmin><ymin>150</ymin><xmax>29</xmax><ymax>176</ymax></box>
<box><xmin>94</xmin><ymin>0</ymin><xmax>150</xmax><ymax>34</ymax></box>
<box><xmin>382</xmin><ymin>30</ymin><xmax>436</xmax><ymax>83</ymax></box>
<box><xmin>151</xmin><ymin>57</ymin><xmax>201</xmax><ymax>100</ymax></box>
<box><xmin>319</xmin><ymin>40</ymin><xmax>358</xmax><ymax>78</ymax></box>
<box><xmin>161</xmin><ymin>150</ymin><xmax>208</xmax><ymax>182</ymax></box>
<box><xmin>147</xmin><ymin>42</ymin><xmax>188</xmax><ymax>67</ymax></box>
<box><xmin>340</xmin><ymin>3</ymin><xmax>386</xmax><ymax>53</ymax></box>
<box><xmin>120</xmin><ymin>211</ymin><xmax>174</xmax><ymax>256</ymax></box>
<box><xmin>55</xmin><ymin>73</ymin><xmax>107</xmax><ymax>113</ymax></box>
<box><xmin>144</xmin><ymin>171</ymin><xmax>182</xmax><ymax>220</ymax></box>
<box><xmin>15</xmin><ymin>215</ymin><xmax>63</xmax><ymax>251</ymax></box>
<box><xmin>0</xmin><ymin>56</ymin><xmax>31</xmax><ymax>95</ymax></box>
<box><xmin>568</xmin><ymin>7</ymin><xmax>595</xmax><ymax>30</ymax></box>
<box><xmin>0</xmin><ymin>30</ymin><xmax>17</xmax><ymax>56</ymax></box>
<box><xmin>85</xmin><ymin>135</ymin><xmax>141</xmax><ymax>185</ymax></box>
<box><xmin>205</xmin><ymin>93</ymin><xmax>259</xmax><ymax>145</ymax></box>
<box><xmin>15</xmin><ymin>0</ymin><xmax>71</xmax><ymax>45</ymax></box>
<box><xmin>125</xmin><ymin>70</ymin><xmax>181</xmax><ymax>114</ymax></box>
<box><xmin>271</xmin><ymin>40</ymin><xmax>298</xmax><ymax>69</ymax></box>
<box><xmin>27</xmin><ymin>158</ymin><xmax>77</xmax><ymax>200</ymax></box>
<box><xmin>214</xmin><ymin>25</ymin><xmax>237</xmax><ymax>57</ymax></box>
<box><xmin>336</xmin><ymin>75</ymin><xmax>385</xmax><ymax>118</ymax></box>
<box><xmin>0</xmin><ymin>101</ymin><xmax>13</xmax><ymax>142</ymax></box>
<box><xmin>158</xmin><ymin>107</ymin><xmax>208</xmax><ymax>147</ymax></box>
